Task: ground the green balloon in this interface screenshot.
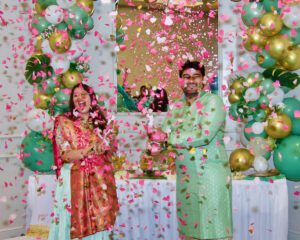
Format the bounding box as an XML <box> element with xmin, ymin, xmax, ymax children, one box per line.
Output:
<box><xmin>260</xmin><ymin>78</ymin><xmax>275</xmax><ymax>94</ymax></box>
<box><xmin>247</xmin><ymin>100</ymin><xmax>260</xmax><ymax>110</ymax></box>
<box><xmin>292</xmin><ymin>119</ymin><xmax>300</xmax><ymax>135</ymax></box>
<box><xmin>21</xmin><ymin>131</ymin><xmax>54</xmax><ymax>172</ymax></box>
<box><xmin>280</xmin><ymin>27</ymin><xmax>300</xmax><ymax>45</ymax></box>
<box><xmin>244</xmin><ymin>120</ymin><xmax>267</xmax><ymax>141</ymax></box>
<box><xmin>65</xmin><ymin>5</ymin><xmax>89</xmax><ymax>31</ymax></box>
<box><xmin>262</xmin><ymin>0</ymin><xmax>281</xmax><ymax>13</ymax></box>
<box><xmin>70</xmin><ymin>28</ymin><xmax>87</xmax><ymax>39</ymax></box>
<box><xmin>258</xmin><ymin>95</ymin><xmax>270</xmax><ymax>106</ymax></box>
<box><xmin>256</xmin><ymin>50</ymin><xmax>276</xmax><ymax>69</ymax></box>
<box><xmin>242</xmin><ymin>2</ymin><xmax>265</xmax><ymax>27</ymax></box>
<box><xmin>282</xmin><ymin>98</ymin><xmax>300</xmax><ymax>119</ymax></box>
<box><xmin>274</xmin><ymin>135</ymin><xmax>300</xmax><ymax>181</ymax></box>
<box><xmin>31</xmin><ymin>15</ymin><xmax>51</xmax><ymax>34</ymax></box>
<box><xmin>38</xmin><ymin>78</ymin><xmax>59</xmax><ymax>96</ymax></box>
<box><xmin>254</xmin><ymin>109</ymin><xmax>267</xmax><ymax>122</ymax></box>
<box><xmin>38</xmin><ymin>0</ymin><xmax>57</xmax><ymax>9</ymax></box>
<box><xmin>85</xmin><ymin>16</ymin><xmax>94</xmax><ymax>31</ymax></box>
<box><xmin>52</xmin><ymin>89</ymin><xmax>70</xmax><ymax>110</ymax></box>
<box><xmin>56</xmin><ymin>21</ymin><xmax>68</xmax><ymax>30</ymax></box>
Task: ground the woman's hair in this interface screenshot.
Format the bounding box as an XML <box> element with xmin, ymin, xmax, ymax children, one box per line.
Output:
<box><xmin>179</xmin><ymin>60</ymin><xmax>205</xmax><ymax>78</ymax></box>
<box><xmin>150</xmin><ymin>88</ymin><xmax>169</xmax><ymax>112</ymax></box>
<box><xmin>68</xmin><ymin>83</ymin><xmax>107</xmax><ymax>130</ymax></box>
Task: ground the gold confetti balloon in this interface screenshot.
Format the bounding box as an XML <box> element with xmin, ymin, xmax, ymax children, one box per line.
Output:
<box><xmin>229</xmin><ymin>148</ymin><xmax>254</xmax><ymax>172</ymax></box>
<box><xmin>265</xmin><ymin>112</ymin><xmax>292</xmax><ymax>139</ymax></box>
<box><xmin>76</xmin><ymin>0</ymin><xmax>94</xmax><ymax>16</ymax></box>
<box><xmin>279</xmin><ymin>47</ymin><xmax>300</xmax><ymax>71</ymax></box>
<box><xmin>33</xmin><ymin>92</ymin><xmax>51</xmax><ymax>110</ymax></box>
<box><xmin>48</xmin><ymin>30</ymin><xmax>71</xmax><ymax>54</ymax></box>
<box><xmin>62</xmin><ymin>70</ymin><xmax>83</xmax><ymax>89</ymax></box>
<box><xmin>259</xmin><ymin>12</ymin><xmax>283</xmax><ymax>37</ymax></box>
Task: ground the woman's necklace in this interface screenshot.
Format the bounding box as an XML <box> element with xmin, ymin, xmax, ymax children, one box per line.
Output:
<box><xmin>80</xmin><ymin>118</ymin><xmax>93</xmax><ymax>130</ymax></box>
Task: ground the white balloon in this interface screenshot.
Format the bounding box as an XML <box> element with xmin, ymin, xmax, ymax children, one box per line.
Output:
<box><xmin>253</xmin><ymin>156</ymin><xmax>268</xmax><ymax>173</ymax></box>
<box><xmin>247</xmin><ymin>137</ymin><xmax>268</xmax><ymax>156</ymax></box>
<box><xmin>67</xmin><ymin>40</ymin><xmax>84</xmax><ymax>60</ymax></box>
<box><xmin>51</xmin><ymin>54</ymin><xmax>70</xmax><ymax>74</ymax></box>
<box><xmin>41</xmin><ymin>40</ymin><xmax>54</xmax><ymax>55</ymax></box>
<box><xmin>45</xmin><ymin>5</ymin><xmax>64</xmax><ymax>25</ymax></box>
<box><xmin>282</xmin><ymin>5</ymin><xmax>300</xmax><ymax>29</ymax></box>
<box><xmin>252</xmin><ymin>122</ymin><xmax>264</xmax><ymax>135</ymax></box>
<box><xmin>268</xmin><ymin>87</ymin><xmax>285</xmax><ymax>106</ymax></box>
<box><xmin>26</xmin><ymin>108</ymin><xmax>53</xmax><ymax>132</ymax></box>
<box><xmin>245</xmin><ymin>88</ymin><xmax>260</xmax><ymax>101</ymax></box>
<box><xmin>56</xmin><ymin>0</ymin><xmax>76</xmax><ymax>9</ymax></box>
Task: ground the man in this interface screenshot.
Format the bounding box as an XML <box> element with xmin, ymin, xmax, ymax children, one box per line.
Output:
<box><xmin>161</xmin><ymin>60</ymin><xmax>232</xmax><ymax>240</ymax></box>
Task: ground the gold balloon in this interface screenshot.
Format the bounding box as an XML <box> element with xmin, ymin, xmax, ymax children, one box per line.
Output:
<box><xmin>230</xmin><ymin>79</ymin><xmax>245</xmax><ymax>94</ymax></box>
<box><xmin>265</xmin><ymin>112</ymin><xmax>292</xmax><ymax>139</ymax></box>
<box><xmin>62</xmin><ymin>70</ymin><xmax>83</xmax><ymax>89</ymax></box>
<box><xmin>228</xmin><ymin>93</ymin><xmax>241</xmax><ymax>104</ymax></box>
<box><xmin>35</xmin><ymin>36</ymin><xmax>43</xmax><ymax>53</ymax></box>
<box><xmin>76</xmin><ymin>0</ymin><xmax>94</xmax><ymax>16</ymax></box>
<box><xmin>33</xmin><ymin>92</ymin><xmax>51</xmax><ymax>110</ymax></box>
<box><xmin>247</xmin><ymin>27</ymin><xmax>268</xmax><ymax>48</ymax></box>
<box><xmin>259</xmin><ymin>12</ymin><xmax>283</xmax><ymax>37</ymax></box>
<box><xmin>279</xmin><ymin>47</ymin><xmax>300</xmax><ymax>71</ymax></box>
<box><xmin>267</xmin><ymin>35</ymin><xmax>291</xmax><ymax>59</ymax></box>
<box><xmin>229</xmin><ymin>148</ymin><xmax>254</xmax><ymax>172</ymax></box>
<box><xmin>48</xmin><ymin>31</ymin><xmax>71</xmax><ymax>54</ymax></box>
<box><xmin>242</xmin><ymin>37</ymin><xmax>254</xmax><ymax>51</ymax></box>
<box><xmin>34</xmin><ymin>3</ymin><xmax>43</xmax><ymax>15</ymax></box>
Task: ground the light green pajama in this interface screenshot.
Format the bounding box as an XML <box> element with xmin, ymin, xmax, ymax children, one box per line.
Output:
<box><xmin>162</xmin><ymin>92</ymin><xmax>233</xmax><ymax>239</ymax></box>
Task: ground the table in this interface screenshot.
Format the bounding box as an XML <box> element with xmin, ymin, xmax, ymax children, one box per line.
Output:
<box><xmin>26</xmin><ymin>175</ymin><xmax>288</xmax><ymax>240</ymax></box>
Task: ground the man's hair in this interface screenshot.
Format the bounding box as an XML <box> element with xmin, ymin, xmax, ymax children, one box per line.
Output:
<box><xmin>179</xmin><ymin>60</ymin><xmax>205</xmax><ymax>78</ymax></box>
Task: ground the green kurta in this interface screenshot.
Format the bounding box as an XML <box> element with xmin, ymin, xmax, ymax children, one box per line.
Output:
<box><xmin>162</xmin><ymin>91</ymin><xmax>233</xmax><ymax>239</ymax></box>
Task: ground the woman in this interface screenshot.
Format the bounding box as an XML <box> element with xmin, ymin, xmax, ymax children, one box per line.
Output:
<box><xmin>150</xmin><ymin>88</ymin><xmax>169</xmax><ymax>112</ymax></box>
<box><xmin>48</xmin><ymin>84</ymin><xmax>119</xmax><ymax>240</ymax></box>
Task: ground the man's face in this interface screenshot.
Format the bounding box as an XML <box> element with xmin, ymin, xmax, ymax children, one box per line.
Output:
<box><xmin>180</xmin><ymin>68</ymin><xmax>204</xmax><ymax>96</ymax></box>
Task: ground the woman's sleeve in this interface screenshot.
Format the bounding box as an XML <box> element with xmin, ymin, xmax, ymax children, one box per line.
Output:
<box><xmin>171</xmin><ymin>95</ymin><xmax>226</xmax><ymax>148</ymax></box>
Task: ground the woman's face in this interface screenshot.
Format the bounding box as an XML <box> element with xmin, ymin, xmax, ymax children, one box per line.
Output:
<box><xmin>73</xmin><ymin>87</ymin><xmax>91</xmax><ymax>114</ymax></box>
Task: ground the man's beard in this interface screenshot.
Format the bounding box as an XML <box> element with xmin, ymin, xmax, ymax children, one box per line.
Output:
<box><xmin>183</xmin><ymin>83</ymin><xmax>199</xmax><ymax>99</ymax></box>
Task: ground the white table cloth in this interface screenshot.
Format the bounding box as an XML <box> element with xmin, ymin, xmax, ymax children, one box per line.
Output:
<box><xmin>26</xmin><ymin>175</ymin><xmax>288</xmax><ymax>240</ymax></box>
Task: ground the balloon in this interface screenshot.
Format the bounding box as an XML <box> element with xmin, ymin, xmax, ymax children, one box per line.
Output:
<box><xmin>70</xmin><ymin>28</ymin><xmax>87</xmax><ymax>39</ymax></box>
<box><xmin>65</xmin><ymin>5</ymin><xmax>89</xmax><ymax>30</ymax></box>
<box><xmin>51</xmin><ymin>54</ymin><xmax>70</xmax><ymax>74</ymax></box>
<box><xmin>280</xmin><ymin>27</ymin><xmax>300</xmax><ymax>45</ymax></box>
<box><xmin>229</xmin><ymin>103</ymin><xmax>240</xmax><ymax>121</ymax></box>
<box><xmin>228</xmin><ymin>93</ymin><xmax>242</xmax><ymax>104</ymax></box>
<box><xmin>57</xmin><ymin>0</ymin><xmax>76</xmax><ymax>8</ymax></box>
<box><xmin>48</xmin><ymin>30</ymin><xmax>71</xmax><ymax>54</ymax></box>
<box><xmin>33</xmin><ymin>92</ymin><xmax>51</xmax><ymax>110</ymax></box>
<box><xmin>282</xmin><ymin>98</ymin><xmax>300</xmax><ymax>119</ymax></box>
<box><xmin>229</xmin><ymin>148</ymin><xmax>254</xmax><ymax>171</ymax></box>
<box><xmin>247</xmin><ymin>100</ymin><xmax>260</xmax><ymax>110</ymax></box>
<box><xmin>243</xmin><ymin>37</ymin><xmax>255</xmax><ymax>51</ymax></box>
<box><xmin>52</xmin><ymin>89</ymin><xmax>71</xmax><ymax>110</ymax></box>
<box><xmin>21</xmin><ymin>131</ymin><xmax>54</xmax><ymax>172</ymax></box>
<box><xmin>259</xmin><ymin>12</ymin><xmax>283</xmax><ymax>37</ymax></box>
<box><xmin>274</xmin><ymin>135</ymin><xmax>300</xmax><ymax>181</ymax></box>
<box><xmin>268</xmin><ymin>87</ymin><xmax>285</xmax><ymax>106</ymax></box>
<box><xmin>35</xmin><ymin>3</ymin><xmax>44</xmax><ymax>15</ymax></box>
<box><xmin>260</xmin><ymin>78</ymin><xmax>275</xmax><ymax>94</ymax></box>
<box><xmin>258</xmin><ymin>95</ymin><xmax>270</xmax><ymax>107</ymax></box>
<box><xmin>253</xmin><ymin>156</ymin><xmax>268</xmax><ymax>173</ymax></box>
<box><xmin>263</xmin><ymin>150</ymin><xmax>272</xmax><ymax>160</ymax></box>
<box><xmin>37</xmin><ymin>77</ymin><xmax>59</xmax><ymax>95</ymax></box>
<box><xmin>245</xmin><ymin>88</ymin><xmax>260</xmax><ymax>101</ymax></box>
<box><xmin>265</xmin><ymin>112</ymin><xmax>292</xmax><ymax>139</ymax></box>
<box><xmin>267</xmin><ymin>35</ymin><xmax>292</xmax><ymax>59</ymax></box>
<box><xmin>244</xmin><ymin>120</ymin><xmax>267</xmax><ymax>140</ymax></box>
<box><xmin>45</xmin><ymin>5</ymin><xmax>64</xmax><ymax>24</ymax></box>
<box><xmin>254</xmin><ymin>109</ymin><xmax>268</xmax><ymax>122</ymax></box>
<box><xmin>242</xmin><ymin>2</ymin><xmax>265</xmax><ymax>27</ymax></box>
<box><xmin>247</xmin><ymin>137</ymin><xmax>269</xmax><ymax>156</ymax></box>
<box><xmin>34</xmin><ymin>36</ymin><xmax>43</xmax><ymax>53</ymax></box>
<box><xmin>38</xmin><ymin>0</ymin><xmax>57</xmax><ymax>9</ymax></box>
<box><xmin>246</xmin><ymin>72</ymin><xmax>264</xmax><ymax>86</ymax></box>
<box><xmin>292</xmin><ymin>118</ymin><xmax>300</xmax><ymax>135</ymax></box>
<box><xmin>62</xmin><ymin>70</ymin><xmax>83</xmax><ymax>88</ymax></box>
<box><xmin>26</xmin><ymin>108</ymin><xmax>53</xmax><ymax>132</ymax></box>
<box><xmin>56</xmin><ymin>21</ymin><xmax>68</xmax><ymax>30</ymax></box>
<box><xmin>31</xmin><ymin>15</ymin><xmax>51</xmax><ymax>35</ymax></box>
<box><xmin>76</xmin><ymin>0</ymin><xmax>94</xmax><ymax>16</ymax></box>
<box><xmin>85</xmin><ymin>16</ymin><xmax>94</xmax><ymax>31</ymax></box>
<box><xmin>279</xmin><ymin>47</ymin><xmax>300</xmax><ymax>71</ymax></box>
<box><xmin>67</xmin><ymin>40</ymin><xmax>84</xmax><ymax>60</ymax></box>
<box><xmin>230</xmin><ymin>77</ymin><xmax>246</xmax><ymax>94</ymax></box>
<box><xmin>262</xmin><ymin>0</ymin><xmax>280</xmax><ymax>12</ymax></box>
<box><xmin>281</xmin><ymin>4</ymin><xmax>300</xmax><ymax>29</ymax></box>
<box><xmin>256</xmin><ymin>50</ymin><xmax>276</xmax><ymax>69</ymax></box>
